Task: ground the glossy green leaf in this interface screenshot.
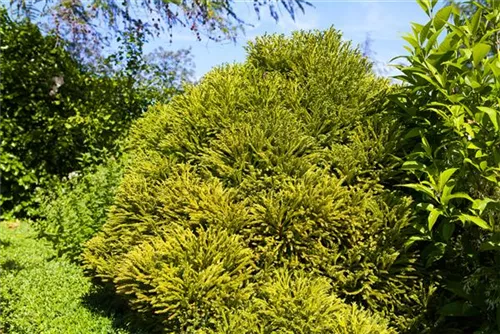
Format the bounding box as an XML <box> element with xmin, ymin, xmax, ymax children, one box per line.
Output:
<box><xmin>489</xmin><ymin>60</ymin><xmax>500</xmax><ymax>77</ymax></box>
<box><xmin>417</xmin><ymin>0</ymin><xmax>432</xmax><ymax>16</ymax></box>
<box><xmin>420</xmin><ymin>21</ymin><xmax>432</xmax><ymax>43</ymax></box>
<box><xmin>426</xmin><ymin>27</ymin><xmax>445</xmax><ymax>53</ymax></box>
<box><xmin>469</xmin><ymin>8</ymin><xmax>482</xmax><ymax>34</ymax></box>
<box><xmin>428</xmin><ymin>208</ymin><xmax>442</xmax><ymax>230</ymax></box>
<box><xmin>472</xmin><ymin>198</ymin><xmax>497</xmax><ymax>214</ymax></box>
<box><xmin>441</xmin><ymin>181</ymin><xmax>455</xmax><ymax>202</ymax></box>
<box><xmin>438</xmin><ymin>168</ymin><xmax>458</xmax><ymax>192</ymax></box>
<box><xmin>400</xmin><ymin>183</ymin><xmax>437</xmax><ymax>201</ymax></box>
<box><xmin>414</xmin><ymin>72</ymin><xmax>437</xmax><ymax>86</ymax></box>
<box><xmin>403</xmin><ymin>34</ymin><xmax>420</xmax><ymax>48</ymax></box>
<box><xmin>401</xmin><ymin>160</ymin><xmax>427</xmax><ymax>171</ymax></box>
<box><xmin>477</xmin><ymin>106</ymin><xmax>499</xmax><ymax>131</ymax></box>
<box><xmin>433</xmin><ymin>5</ymin><xmax>453</xmax><ymax>30</ymax></box>
<box><xmin>438</xmin><ymin>31</ymin><xmax>459</xmax><ymax>52</ymax></box>
<box><xmin>472</xmin><ymin>43</ymin><xmax>491</xmax><ymax>67</ymax></box>
<box><xmin>421</xmin><ymin>135</ymin><xmax>433</xmax><ymax>157</ymax></box>
<box><xmin>404</xmin><ymin>235</ymin><xmax>429</xmax><ymax>250</ymax></box>
<box><xmin>442</xmin><ymin>192</ymin><xmax>473</xmax><ymax>206</ymax></box>
<box><xmin>416</xmin><ymin>202</ymin><xmax>435</xmax><ymax>211</ymax></box>
<box><xmin>458</xmin><ymin>214</ymin><xmax>491</xmax><ymax>230</ymax></box>
<box><xmin>403</xmin><ymin>127</ymin><xmax>423</xmax><ymax>140</ymax></box>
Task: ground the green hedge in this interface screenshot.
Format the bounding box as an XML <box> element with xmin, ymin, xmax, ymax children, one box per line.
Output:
<box><xmin>390</xmin><ymin>1</ymin><xmax>500</xmax><ymax>331</ymax></box>
<box><xmin>0</xmin><ymin>8</ymin><xmax>146</xmax><ymax>217</ymax></box>
<box><xmin>83</xmin><ymin>28</ymin><xmax>431</xmax><ymax>332</ymax></box>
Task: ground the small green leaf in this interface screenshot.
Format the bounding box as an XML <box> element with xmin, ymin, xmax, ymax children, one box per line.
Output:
<box><xmin>402</xmin><ymin>160</ymin><xmax>426</xmax><ymax>171</ymax></box>
<box><xmin>483</xmin><ymin>174</ymin><xmax>498</xmax><ymax>183</ymax></box>
<box><xmin>469</xmin><ymin>9</ymin><xmax>482</xmax><ymax>35</ymax></box>
<box><xmin>403</xmin><ymin>34</ymin><xmax>420</xmax><ymax>48</ymax></box>
<box><xmin>438</xmin><ymin>168</ymin><xmax>458</xmax><ymax>192</ymax></box>
<box><xmin>414</xmin><ymin>72</ymin><xmax>437</xmax><ymax>86</ymax></box>
<box><xmin>458</xmin><ymin>214</ymin><xmax>491</xmax><ymax>230</ymax></box>
<box><xmin>477</xmin><ymin>107</ymin><xmax>499</xmax><ymax>131</ymax></box>
<box><xmin>420</xmin><ymin>21</ymin><xmax>432</xmax><ymax>43</ymax></box>
<box><xmin>433</xmin><ymin>5</ymin><xmax>452</xmax><ymax>30</ymax></box>
<box><xmin>416</xmin><ymin>202</ymin><xmax>435</xmax><ymax>211</ymax></box>
<box><xmin>404</xmin><ymin>235</ymin><xmax>428</xmax><ymax>250</ymax></box>
<box><xmin>472</xmin><ymin>198</ymin><xmax>497</xmax><ymax>214</ymax></box>
<box><xmin>442</xmin><ymin>192</ymin><xmax>473</xmax><ymax>206</ymax></box>
<box><xmin>417</xmin><ymin>0</ymin><xmax>432</xmax><ymax>16</ymax></box>
<box><xmin>480</xmin><ymin>160</ymin><xmax>488</xmax><ymax>171</ymax></box>
<box><xmin>489</xmin><ymin>60</ymin><xmax>500</xmax><ymax>78</ymax></box>
<box><xmin>464</xmin><ymin>158</ymin><xmax>480</xmax><ymax>170</ymax></box>
<box><xmin>464</xmin><ymin>75</ymin><xmax>481</xmax><ymax>89</ymax></box>
<box><xmin>421</xmin><ymin>135</ymin><xmax>433</xmax><ymax>157</ymax></box>
<box><xmin>428</xmin><ymin>208</ymin><xmax>442</xmax><ymax>230</ymax></box>
<box><xmin>467</xmin><ymin>142</ymin><xmax>481</xmax><ymax>150</ymax></box>
<box><xmin>400</xmin><ymin>183</ymin><xmax>437</xmax><ymax>201</ymax></box>
<box><xmin>472</xmin><ymin>43</ymin><xmax>491</xmax><ymax>67</ymax></box>
<box><xmin>426</xmin><ymin>27</ymin><xmax>444</xmax><ymax>53</ymax></box>
<box><xmin>403</xmin><ymin>127</ymin><xmax>422</xmax><ymax>140</ymax></box>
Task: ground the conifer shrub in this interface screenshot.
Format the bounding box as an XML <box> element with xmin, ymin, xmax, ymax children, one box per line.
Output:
<box><xmin>113</xmin><ymin>225</ymin><xmax>255</xmax><ymax>330</ymax></box>
<box><xmin>212</xmin><ymin>269</ymin><xmax>396</xmax><ymax>334</ymax></box>
<box><xmin>84</xmin><ymin>28</ymin><xmax>430</xmax><ymax>331</ymax></box>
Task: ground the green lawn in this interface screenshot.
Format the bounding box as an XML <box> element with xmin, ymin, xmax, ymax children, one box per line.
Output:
<box><xmin>0</xmin><ymin>220</ymin><xmax>134</xmax><ymax>334</ymax></box>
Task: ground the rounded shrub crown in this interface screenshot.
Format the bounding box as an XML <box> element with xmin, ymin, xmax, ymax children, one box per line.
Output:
<box><xmin>84</xmin><ymin>28</ymin><xmax>428</xmax><ymax>331</ymax></box>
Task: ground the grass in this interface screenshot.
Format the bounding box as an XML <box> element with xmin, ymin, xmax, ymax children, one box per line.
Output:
<box><xmin>0</xmin><ymin>220</ymin><xmax>136</xmax><ymax>334</ymax></box>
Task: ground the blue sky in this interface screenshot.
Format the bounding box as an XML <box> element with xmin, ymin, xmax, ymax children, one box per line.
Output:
<box><xmin>146</xmin><ymin>0</ymin><xmax>432</xmax><ymax>80</ymax></box>
<box><xmin>2</xmin><ymin>0</ymin><xmax>436</xmax><ymax>78</ymax></box>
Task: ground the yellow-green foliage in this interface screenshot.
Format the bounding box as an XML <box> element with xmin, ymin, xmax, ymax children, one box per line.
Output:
<box><xmin>84</xmin><ymin>28</ymin><xmax>430</xmax><ymax>331</ymax></box>
<box><xmin>212</xmin><ymin>269</ymin><xmax>396</xmax><ymax>334</ymax></box>
<box><xmin>114</xmin><ymin>226</ymin><xmax>255</xmax><ymax>330</ymax></box>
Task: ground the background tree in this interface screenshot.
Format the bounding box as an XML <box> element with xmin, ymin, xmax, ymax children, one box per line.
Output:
<box><xmin>8</xmin><ymin>0</ymin><xmax>311</xmax><ymax>63</ymax></box>
<box><xmin>0</xmin><ymin>8</ymin><xmax>194</xmax><ymax>217</ymax></box>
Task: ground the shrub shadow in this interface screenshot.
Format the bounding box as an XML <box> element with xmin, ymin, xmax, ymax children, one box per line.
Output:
<box><xmin>1</xmin><ymin>259</ymin><xmax>24</xmax><ymax>272</ymax></box>
<box><xmin>81</xmin><ymin>282</ymin><xmax>164</xmax><ymax>334</ymax></box>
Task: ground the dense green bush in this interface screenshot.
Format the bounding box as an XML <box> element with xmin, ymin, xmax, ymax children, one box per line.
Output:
<box><xmin>34</xmin><ymin>159</ymin><xmax>124</xmax><ymax>262</ymax></box>
<box><xmin>0</xmin><ymin>8</ymin><xmax>192</xmax><ymax>218</ymax></box>
<box><xmin>392</xmin><ymin>0</ymin><xmax>500</xmax><ymax>331</ymax></box>
<box><xmin>84</xmin><ymin>28</ymin><xmax>432</xmax><ymax>331</ymax></box>
<box><xmin>0</xmin><ymin>8</ymin><xmax>137</xmax><ymax>216</ymax></box>
<box><xmin>0</xmin><ymin>221</ymin><xmax>136</xmax><ymax>334</ymax></box>
<box><xmin>211</xmin><ymin>269</ymin><xmax>395</xmax><ymax>334</ymax></box>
